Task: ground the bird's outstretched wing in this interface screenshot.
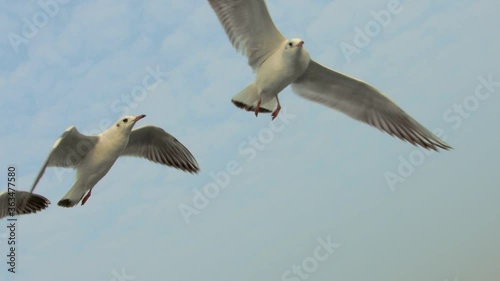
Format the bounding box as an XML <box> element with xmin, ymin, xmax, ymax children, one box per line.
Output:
<box><xmin>29</xmin><ymin>126</ymin><xmax>99</xmax><ymax>193</ymax></box>
<box><xmin>292</xmin><ymin>60</ymin><xmax>451</xmax><ymax>151</ymax></box>
<box><xmin>208</xmin><ymin>0</ymin><xmax>286</xmax><ymax>69</ymax></box>
<box><xmin>0</xmin><ymin>191</ymin><xmax>50</xmax><ymax>219</ymax></box>
<box><xmin>121</xmin><ymin>125</ymin><xmax>199</xmax><ymax>173</ymax></box>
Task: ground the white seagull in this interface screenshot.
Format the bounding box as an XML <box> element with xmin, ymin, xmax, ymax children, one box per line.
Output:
<box><xmin>29</xmin><ymin>115</ymin><xmax>199</xmax><ymax>208</ymax></box>
<box><xmin>0</xmin><ymin>191</ymin><xmax>50</xmax><ymax>219</ymax></box>
<box><xmin>208</xmin><ymin>0</ymin><xmax>451</xmax><ymax>151</ymax></box>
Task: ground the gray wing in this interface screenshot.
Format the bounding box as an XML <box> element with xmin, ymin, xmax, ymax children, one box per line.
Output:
<box><xmin>292</xmin><ymin>60</ymin><xmax>451</xmax><ymax>151</ymax></box>
<box><xmin>29</xmin><ymin>126</ymin><xmax>99</xmax><ymax>193</ymax></box>
<box><xmin>208</xmin><ymin>0</ymin><xmax>286</xmax><ymax>69</ymax></box>
<box><xmin>0</xmin><ymin>191</ymin><xmax>50</xmax><ymax>219</ymax></box>
<box><xmin>121</xmin><ymin>125</ymin><xmax>199</xmax><ymax>173</ymax></box>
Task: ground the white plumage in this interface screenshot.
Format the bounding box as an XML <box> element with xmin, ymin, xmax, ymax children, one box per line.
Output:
<box><xmin>29</xmin><ymin>115</ymin><xmax>199</xmax><ymax>208</ymax></box>
<box><xmin>208</xmin><ymin>0</ymin><xmax>451</xmax><ymax>150</ymax></box>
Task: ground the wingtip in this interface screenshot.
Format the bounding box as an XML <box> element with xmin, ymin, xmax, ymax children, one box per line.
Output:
<box><xmin>416</xmin><ymin>139</ymin><xmax>453</xmax><ymax>152</ymax></box>
<box><xmin>186</xmin><ymin>162</ymin><xmax>200</xmax><ymax>174</ymax></box>
<box><xmin>436</xmin><ymin>143</ymin><xmax>453</xmax><ymax>152</ymax></box>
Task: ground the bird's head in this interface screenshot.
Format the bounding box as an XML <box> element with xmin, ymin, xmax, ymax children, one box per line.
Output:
<box><xmin>114</xmin><ymin>114</ymin><xmax>146</xmax><ymax>133</ymax></box>
<box><xmin>282</xmin><ymin>38</ymin><xmax>309</xmax><ymax>66</ymax></box>
<box><xmin>284</xmin><ymin>38</ymin><xmax>305</xmax><ymax>51</ymax></box>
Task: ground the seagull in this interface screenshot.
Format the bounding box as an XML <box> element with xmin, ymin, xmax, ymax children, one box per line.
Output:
<box><xmin>0</xmin><ymin>191</ymin><xmax>50</xmax><ymax>219</ymax></box>
<box><xmin>29</xmin><ymin>115</ymin><xmax>200</xmax><ymax>208</ymax></box>
<box><xmin>208</xmin><ymin>0</ymin><xmax>451</xmax><ymax>151</ymax></box>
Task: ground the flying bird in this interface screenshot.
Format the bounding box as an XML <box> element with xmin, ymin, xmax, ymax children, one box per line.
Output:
<box><xmin>0</xmin><ymin>191</ymin><xmax>50</xmax><ymax>219</ymax></box>
<box><xmin>208</xmin><ymin>0</ymin><xmax>451</xmax><ymax>151</ymax></box>
<box><xmin>29</xmin><ymin>115</ymin><xmax>200</xmax><ymax>208</ymax></box>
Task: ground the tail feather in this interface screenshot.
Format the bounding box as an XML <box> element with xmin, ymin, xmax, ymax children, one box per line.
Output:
<box><xmin>58</xmin><ymin>183</ymin><xmax>87</xmax><ymax>208</ymax></box>
<box><xmin>231</xmin><ymin>84</ymin><xmax>276</xmax><ymax>113</ymax></box>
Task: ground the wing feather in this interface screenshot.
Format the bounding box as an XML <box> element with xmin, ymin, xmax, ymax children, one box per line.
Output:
<box><xmin>208</xmin><ymin>0</ymin><xmax>286</xmax><ymax>69</ymax></box>
<box><xmin>121</xmin><ymin>125</ymin><xmax>199</xmax><ymax>173</ymax></box>
<box><xmin>292</xmin><ymin>60</ymin><xmax>452</xmax><ymax>151</ymax></box>
<box><xmin>29</xmin><ymin>126</ymin><xmax>98</xmax><ymax>193</ymax></box>
<box><xmin>0</xmin><ymin>191</ymin><xmax>50</xmax><ymax>219</ymax></box>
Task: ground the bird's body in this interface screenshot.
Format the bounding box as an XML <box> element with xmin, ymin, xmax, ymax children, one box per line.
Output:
<box><xmin>208</xmin><ymin>0</ymin><xmax>452</xmax><ymax>151</ymax></box>
<box><xmin>30</xmin><ymin>115</ymin><xmax>200</xmax><ymax>208</ymax></box>
<box><xmin>254</xmin><ymin>39</ymin><xmax>310</xmax><ymax>104</ymax></box>
<box><xmin>232</xmin><ymin>38</ymin><xmax>311</xmax><ymax>118</ymax></box>
<box><xmin>59</xmin><ymin>124</ymin><xmax>129</xmax><ymax>207</ymax></box>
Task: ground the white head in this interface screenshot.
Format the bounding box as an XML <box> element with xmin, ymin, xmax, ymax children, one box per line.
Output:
<box><xmin>284</xmin><ymin>38</ymin><xmax>305</xmax><ymax>52</ymax></box>
<box><xmin>112</xmin><ymin>114</ymin><xmax>146</xmax><ymax>135</ymax></box>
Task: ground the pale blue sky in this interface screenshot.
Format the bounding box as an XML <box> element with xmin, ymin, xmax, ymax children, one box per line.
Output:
<box><xmin>1</xmin><ymin>0</ymin><xmax>499</xmax><ymax>280</ymax></box>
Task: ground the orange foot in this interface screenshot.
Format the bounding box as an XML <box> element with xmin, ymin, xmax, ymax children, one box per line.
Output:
<box><xmin>254</xmin><ymin>98</ymin><xmax>262</xmax><ymax>117</ymax></box>
<box><xmin>271</xmin><ymin>96</ymin><xmax>281</xmax><ymax>121</ymax></box>
<box><xmin>81</xmin><ymin>189</ymin><xmax>92</xmax><ymax>206</ymax></box>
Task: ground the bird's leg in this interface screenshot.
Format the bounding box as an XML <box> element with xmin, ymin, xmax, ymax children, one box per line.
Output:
<box><xmin>254</xmin><ymin>98</ymin><xmax>262</xmax><ymax>117</ymax></box>
<box><xmin>271</xmin><ymin>96</ymin><xmax>281</xmax><ymax>121</ymax></box>
<box><xmin>81</xmin><ymin>189</ymin><xmax>92</xmax><ymax>206</ymax></box>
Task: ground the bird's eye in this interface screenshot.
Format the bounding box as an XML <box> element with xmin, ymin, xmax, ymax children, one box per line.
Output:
<box><xmin>122</xmin><ymin>118</ymin><xmax>128</xmax><ymax>123</ymax></box>
<box><xmin>288</xmin><ymin>42</ymin><xmax>293</xmax><ymax>47</ymax></box>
